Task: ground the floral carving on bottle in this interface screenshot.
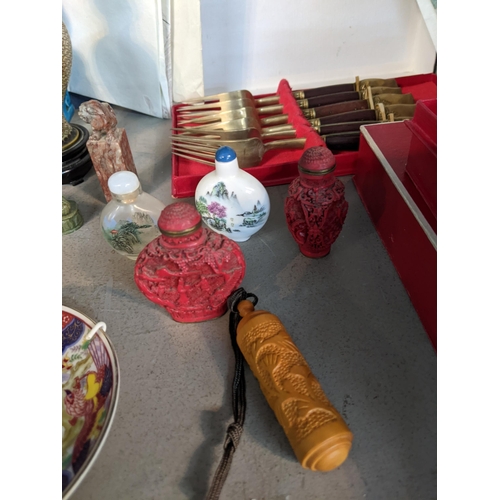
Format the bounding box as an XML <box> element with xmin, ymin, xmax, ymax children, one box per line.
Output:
<box><xmin>285</xmin><ymin>147</ymin><xmax>348</xmax><ymax>258</ymax></box>
<box><xmin>134</xmin><ymin>202</ymin><xmax>246</xmax><ymax>322</ymax></box>
<box><xmin>285</xmin><ymin>177</ymin><xmax>347</xmax><ymax>258</ymax></box>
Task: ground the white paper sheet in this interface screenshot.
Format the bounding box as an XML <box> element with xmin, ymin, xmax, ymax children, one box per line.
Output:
<box><xmin>199</xmin><ymin>0</ymin><xmax>436</xmax><ymax>96</ymax></box>
<box><xmin>171</xmin><ymin>0</ymin><xmax>204</xmax><ymax>102</ymax></box>
<box><xmin>62</xmin><ymin>0</ymin><xmax>172</xmax><ymax>118</ymax></box>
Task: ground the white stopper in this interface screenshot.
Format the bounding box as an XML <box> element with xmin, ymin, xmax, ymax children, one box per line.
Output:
<box><xmin>108</xmin><ymin>171</ymin><xmax>140</xmax><ymax>195</ymax></box>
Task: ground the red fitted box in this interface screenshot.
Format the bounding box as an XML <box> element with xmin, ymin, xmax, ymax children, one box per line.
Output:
<box><xmin>171</xmin><ymin>74</ymin><xmax>437</xmax><ymax>198</ymax></box>
<box><xmin>353</xmin><ymin>121</ymin><xmax>437</xmax><ymax>348</ymax></box>
<box><xmin>405</xmin><ymin>99</ymin><xmax>437</xmax><ymax>220</ymax></box>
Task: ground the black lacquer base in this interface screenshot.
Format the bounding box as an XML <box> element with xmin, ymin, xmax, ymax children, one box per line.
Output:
<box><xmin>62</xmin><ymin>124</ymin><xmax>93</xmax><ymax>186</ymax></box>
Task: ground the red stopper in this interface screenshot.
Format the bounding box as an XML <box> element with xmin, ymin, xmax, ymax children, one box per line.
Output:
<box><xmin>158</xmin><ymin>202</ymin><xmax>201</xmax><ymax>235</ymax></box>
<box><xmin>298</xmin><ymin>146</ymin><xmax>336</xmax><ymax>174</ymax></box>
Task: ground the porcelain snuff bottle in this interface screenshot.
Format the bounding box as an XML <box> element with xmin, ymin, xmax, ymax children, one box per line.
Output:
<box><xmin>100</xmin><ymin>171</ymin><xmax>165</xmax><ymax>260</ymax></box>
<box><xmin>195</xmin><ymin>146</ymin><xmax>270</xmax><ymax>242</ymax></box>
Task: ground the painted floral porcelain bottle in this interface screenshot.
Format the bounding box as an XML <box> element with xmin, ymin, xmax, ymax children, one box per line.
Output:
<box><xmin>100</xmin><ymin>171</ymin><xmax>166</xmax><ymax>260</ymax></box>
<box><xmin>195</xmin><ymin>146</ymin><xmax>270</xmax><ymax>242</ymax></box>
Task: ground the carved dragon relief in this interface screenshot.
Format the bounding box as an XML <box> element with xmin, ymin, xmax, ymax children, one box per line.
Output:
<box><xmin>239</xmin><ymin>319</ymin><xmax>339</xmax><ymax>444</ymax></box>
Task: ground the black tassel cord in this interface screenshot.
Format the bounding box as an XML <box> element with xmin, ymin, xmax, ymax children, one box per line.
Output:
<box><xmin>206</xmin><ymin>288</ymin><xmax>258</xmax><ymax>500</ymax></box>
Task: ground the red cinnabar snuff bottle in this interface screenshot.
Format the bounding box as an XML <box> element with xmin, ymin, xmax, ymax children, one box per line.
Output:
<box><xmin>285</xmin><ymin>146</ymin><xmax>348</xmax><ymax>258</ymax></box>
<box><xmin>134</xmin><ymin>202</ymin><xmax>246</xmax><ymax>322</ymax></box>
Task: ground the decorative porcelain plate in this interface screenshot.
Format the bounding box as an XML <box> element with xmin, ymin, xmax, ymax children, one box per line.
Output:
<box><xmin>62</xmin><ymin>306</ymin><xmax>120</xmax><ymax>499</ymax></box>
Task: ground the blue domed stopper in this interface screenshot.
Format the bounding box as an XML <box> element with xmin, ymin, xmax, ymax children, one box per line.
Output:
<box><xmin>215</xmin><ymin>146</ymin><xmax>237</xmax><ymax>162</ymax></box>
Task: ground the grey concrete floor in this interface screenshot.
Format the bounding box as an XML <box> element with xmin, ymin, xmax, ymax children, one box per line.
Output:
<box><xmin>62</xmin><ymin>102</ymin><xmax>436</xmax><ymax>500</ymax></box>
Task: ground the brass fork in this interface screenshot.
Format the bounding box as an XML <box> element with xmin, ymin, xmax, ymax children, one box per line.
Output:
<box><xmin>171</xmin><ymin>136</ymin><xmax>306</xmax><ymax>168</ymax></box>
<box><xmin>177</xmin><ymin>106</ymin><xmax>289</xmax><ymax>127</ymax></box>
<box><xmin>172</xmin><ymin>116</ymin><xmax>295</xmax><ymax>141</ymax></box>
<box><xmin>172</xmin><ymin>125</ymin><xmax>296</xmax><ymax>142</ymax></box>
<box><xmin>179</xmin><ymin>89</ymin><xmax>280</xmax><ymax>107</ymax></box>
<box><xmin>177</xmin><ymin>97</ymin><xmax>284</xmax><ymax>117</ymax></box>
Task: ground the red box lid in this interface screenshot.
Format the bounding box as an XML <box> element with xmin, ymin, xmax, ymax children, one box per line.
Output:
<box><xmin>404</xmin><ymin>98</ymin><xmax>437</xmax><ymax>220</ymax></box>
<box><xmin>171</xmin><ymin>74</ymin><xmax>437</xmax><ymax>198</ymax></box>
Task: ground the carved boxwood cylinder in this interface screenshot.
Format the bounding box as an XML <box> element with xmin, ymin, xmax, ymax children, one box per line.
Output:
<box><xmin>236</xmin><ymin>299</ymin><xmax>353</xmax><ymax>471</ymax></box>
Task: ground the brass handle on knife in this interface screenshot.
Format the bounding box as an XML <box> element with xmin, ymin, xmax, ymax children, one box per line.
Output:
<box><xmin>376</xmin><ymin>103</ymin><xmax>416</xmax><ymax>120</ymax></box>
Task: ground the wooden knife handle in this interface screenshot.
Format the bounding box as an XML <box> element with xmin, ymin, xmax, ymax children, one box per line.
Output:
<box><xmin>318</xmin><ymin>120</ymin><xmax>378</xmax><ymax>135</ymax></box>
<box><xmin>299</xmin><ymin>91</ymin><xmax>361</xmax><ymax>109</ymax></box>
<box><xmin>323</xmin><ymin>132</ymin><xmax>361</xmax><ymax>151</ymax></box>
<box><xmin>312</xmin><ymin>109</ymin><xmax>377</xmax><ymax>127</ymax></box>
<box><xmin>305</xmin><ymin>100</ymin><xmax>369</xmax><ymax>119</ymax></box>
<box><xmin>294</xmin><ymin>83</ymin><xmax>355</xmax><ymax>99</ymax></box>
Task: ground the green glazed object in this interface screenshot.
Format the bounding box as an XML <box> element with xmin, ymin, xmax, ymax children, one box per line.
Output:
<box><xmin>62</xmin><ymin>196</ymin><xmax>84</xmax><ymax>235</ymax></box>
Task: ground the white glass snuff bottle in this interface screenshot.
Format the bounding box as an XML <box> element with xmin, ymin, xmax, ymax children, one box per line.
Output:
<box><xmin>100</xmin><ymin>171</ymin><xmax>166</xmax><ymax>260</ymax></box>
<box><xmin>194</xmin><ymin>146</ymin><xmax>271</xmax><ymax>242</ymax></box>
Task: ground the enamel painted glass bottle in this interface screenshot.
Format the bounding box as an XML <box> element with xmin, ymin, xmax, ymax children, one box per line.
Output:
<box><xmin>100</xmin><ymin>171</ymin><xmax>165</xmax><ymax>260</ymax></box>
<box><xmin>194</xmin><ymin>146</ymin><xmax>270</xmax><ymax>242</ymax></box>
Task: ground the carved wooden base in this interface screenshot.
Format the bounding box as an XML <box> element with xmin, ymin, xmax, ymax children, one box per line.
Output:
<box><xmin>62</xmin><ymin>125</ymin><xmax>92</xmax><ymax>186</ymax></box>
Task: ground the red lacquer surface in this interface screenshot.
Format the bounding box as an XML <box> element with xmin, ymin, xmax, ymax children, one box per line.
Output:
<box><xmin>405</xmin><ymin>99</ymin><xmax>437</xmax><ymax>219</ymax></box>
<box><xmin>354</xmin><ymin>123</ymin><xmax>437</xmax><ymax>349</ymax></box>
<box><xmin>134</xmin><ymin>203</ymin><xmax>246</xmax><ymax>322</ymax></box>
<box><xmin>285</xmin><ymin>147</ymin><xmax>348</xmax><ymax>258</ymax></box>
